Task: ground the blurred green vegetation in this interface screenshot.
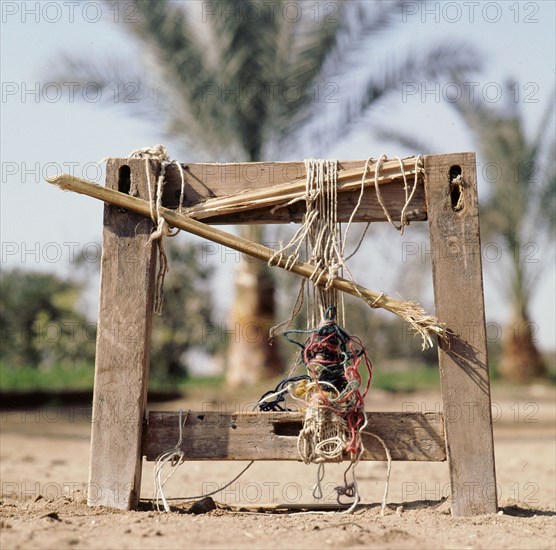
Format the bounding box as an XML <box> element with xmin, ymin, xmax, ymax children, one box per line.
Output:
<box><xmin>0</xmin><ymin>361</ymin><xmax>94</xmax><ymax>392</ymax></box>
<box><xmin>2</xmin><ymin>244</ymin><xmax>552</xmax><ymax>397</ymax></box>
<box><xmin>0</xmin><ymin>361</ymin><xmax>222</xmax><ymax>393</ymax></box>
<box><xmin>0</xmin><ymin>360</ymin><xmax>439</xmax><ymax>394</ymax></box>
<box><xmin>2</xmin><ymin>352</ymin><xmax>553</xmax><ymax>396</ymax></box>
<box><xmin>371</xmin><ymin>364</ymin><xmax>439</xmax><ymax>392</ymax></box>
<box><xmin>0</xmin><ymin>269</ymin><xmax>96</xmax><ymax>370</ymax></box>
<box><xmin>0</xmin><ymin>240</ymin><xmax>220</xmax><ymax>387</ymax></box>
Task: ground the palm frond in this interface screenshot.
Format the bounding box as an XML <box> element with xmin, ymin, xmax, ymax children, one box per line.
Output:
<box><xmin>286</xmin><ymin>1</ymin><xmax>422</xmax><ymax>91</ymax></box>
<box><xmin>276</xmin><ymin>1</ymin><xmax>424</xmax><ymax>134</ymax></box>
<box><xmin>529</xmin><ymin>86</ymin><xmax>556</xmax><ymax>166</ymax></box>
<box><xmin>124</xmin><ymin>0</ymin><xmax>241</xmax><ymax>156</ymax></box>
<box><xmin>49</xmin><ymin>52</ymin><xmax>152</xmax><ymax>113</ymax></box>
<box><xmin>283</xmin><ymin>40</ymin><xmax>483</xmax><ymax>154</ymax></box>
<box><xmin>446</xmin><ymin>82</ymin><xmax>532</xmax><ymax>223</ymax></box>
<box><xmin>195</xmin><ymin>0</ymin><xmax>289</xmax><ymax>159</ymax></box>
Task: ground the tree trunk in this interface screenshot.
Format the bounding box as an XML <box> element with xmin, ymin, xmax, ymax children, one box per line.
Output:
<box><xmin>226</xmin><ymin>225</ymin><xmax>283</xmax><ymax>386</ymax></box>
<box><xmin>498</xmin><ymin>312</ymin><xmax>545</xmax><ymax>383</ymax></box>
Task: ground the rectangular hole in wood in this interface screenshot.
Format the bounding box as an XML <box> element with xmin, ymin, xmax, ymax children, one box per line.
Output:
<box><xmin>273</xmin><ymin>421</ymin><xmax>303</xmax><ymax>436</ymax></box>
<box><xmin>449</xmin><ymin>165</ymin><xmax>464</xmax><ymax>211</ymax></box>
<box><xmin>118</xmin><ymin>165</ymin><xmax>131</xmax><ymax>194</ymax></box>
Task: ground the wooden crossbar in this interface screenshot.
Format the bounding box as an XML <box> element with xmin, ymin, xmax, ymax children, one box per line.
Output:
<box><xmin>138</xmin><ymin>158</ymin><xmax>427</xmax><ymax>223</ymax></box>
<box><xmin>143</xmin><ymin>411</ymin><xmax>446</xmax><ymax>462</ymax></box>
<box><xmin>47</xmin><ymin>171</ymin><xmax>444</xmax><ymax>342</ymax></box>
<box><xmin>173</xmin><ymin>157</ymin><xmax>422</xmax><ymax>221</ymax></box>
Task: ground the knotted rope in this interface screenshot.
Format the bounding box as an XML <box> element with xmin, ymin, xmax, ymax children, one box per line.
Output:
<box><xmin>129</xmin><ymin>145</ymin><xmax>186</xmax><ymax>314</ymax></box>
<box><xmin>258</xmin><ymin>308</ymin><xmax>391</xmax><ymax>514</ymax></box>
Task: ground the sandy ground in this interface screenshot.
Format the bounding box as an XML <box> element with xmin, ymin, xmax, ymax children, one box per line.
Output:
<box><xmin>1</xmin><ymin>385</ymin><xmax>554</xmax><ymax>550</ymax></box>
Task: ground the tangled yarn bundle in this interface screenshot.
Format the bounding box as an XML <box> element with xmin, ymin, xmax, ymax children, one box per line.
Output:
<box><xmin>259</xmin><ymin>306</ymin><xmax>372</xmax><ymax>463</ymax></box>
<box><xmin>288</xmin><ymin>306</ymin><xmax>372</xmax><ymax>463</ymax></box>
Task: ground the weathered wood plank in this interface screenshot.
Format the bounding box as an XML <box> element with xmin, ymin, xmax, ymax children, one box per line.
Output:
<box><xmin>424</xmin><ymin>153</ymin><xmax>497</xmax><ymax>516</ymax></box>
<box><xmin>174</xmin><ymin>159</ymin><xmax>422</xmax><ymax>221</ymax></box>
<box><xmin>88</xmin><ymin>158</ymin><xmax>158</xmax><ymax>510</ymax></box>
<box><xmin>142</xmin><ymin>411</ymin><xmax>446</xmax><ymax>462</ymax></box>
<box><xmin>202</xmin><ymin>181</ymin><xmax>427</xmax><ymax>224</ymax></box>
<box><xmin>106</xmin><ymin>158</ymin><xmax>427</xmax><ymax>224</ymax></box>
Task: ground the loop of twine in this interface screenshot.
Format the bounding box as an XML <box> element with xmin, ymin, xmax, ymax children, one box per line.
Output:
<box><xmin>129</xmin><ymin>145</ymin><xmax>186</xmax><ymax>315</ymax></box>
<box><xmin>152</xmin><ymin>408</ymin><xmax>255</xmax><ymax>511</ymax></box>
<box><xmin>269</xmin><ymin>155</ymin><xmax>423</xmax><ymax>338</ymax></box>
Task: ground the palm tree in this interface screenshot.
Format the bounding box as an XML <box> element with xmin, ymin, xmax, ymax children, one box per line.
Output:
<box><xmin>379</xmin><ymin>80</ymin><xmax>555</xmax><ymax>382</ymax></box>
<box><xmin>52</xmin><ymin>0</ymin><xmax>482</xmax><ymax>384</ymax></box>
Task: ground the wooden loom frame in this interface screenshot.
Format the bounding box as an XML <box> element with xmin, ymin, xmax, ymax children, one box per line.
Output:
<box><xmin>88</xmin><ymin>152</ymin><xmax>497</xmax><ymax>516</ymax></box>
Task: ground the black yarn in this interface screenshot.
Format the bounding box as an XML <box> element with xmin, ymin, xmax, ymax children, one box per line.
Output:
<box><xmin>258</xmin><ymin>306</ymin><xmax>364</xmax><ymax>410</ymax></box>
<box><xmin>257</xmin><ymin>375</ymin><xmax>310</xmax><ymax>411</ymax></box>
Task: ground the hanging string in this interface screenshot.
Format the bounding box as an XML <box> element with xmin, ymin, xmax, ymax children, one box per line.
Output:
<box><xmin>128</xmin><ymin>145</ymin><xmax>187</xmax><ymax>314</ymax></box>
<box><xmin>269</xmin><ymin>155</ymin><xmax>423</xmax><ymax>338</ymax></box>
<box><xmin>362</xmin><ymin>429</ymin><xmax>392</xmax><ymax>516</ymax></box>
<box><xmin>152</xmin><ymin>408</ymin><xmax>255</xmax><ymax>511</ymax></box>
<box><xmin>269</xmin><ymin>159</ymin><xmax>343</xmax><ymax>333</ymax></box>
<box><xmin>153</xmin><ymin>408</ymin><xmax>188</xmax><ymax>512</ymax></box>
<box><xmin>372</xmin><ymin>154</ymin><xmax>422</xmax><ymax>235</ymax></box>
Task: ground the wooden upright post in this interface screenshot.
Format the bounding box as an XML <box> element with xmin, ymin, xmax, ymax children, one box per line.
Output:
<box><xmin>424</xmin><ymin>153</ymin><xmax>497</xmax><ymax>516</ymax></box>
<box><xmin>88</xmin><ymin>158</ymin><xmax>158</xmax><ymax>509</ymax></box>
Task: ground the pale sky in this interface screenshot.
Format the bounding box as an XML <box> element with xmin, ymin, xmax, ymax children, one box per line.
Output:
<box><xmin>1</xmin><ymin>1</ymin><xmax>555</xmax><ymax>349</ymax></box>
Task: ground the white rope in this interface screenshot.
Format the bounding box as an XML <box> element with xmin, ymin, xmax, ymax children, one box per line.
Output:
<box><xmin>152</xmin><ymin>408</ymin><xmax>255</xmax><ymax>511</ymax></box>
<box><xmin>269</xmin><ymin>159</ymin><xmax>343</xmax><ymax>331</ymax></box>
<box><xmin>362</xmin><ymin>430</ymin><xmax>392</xmax><ymax>516</ymax></box>
<box><xmin>151</xmin><ymin>461</ymin><xmax>255</xmax><ymax>507</ymax></box>
<box><xmin>341</xmin><ymin>158</ymin><xmax>371</xmax><ymax>256</ymax></box>
<box><xmin>153</xmin><ymin>408</ymin><xmax>187</xmax><ymax>512</ymax></box>
<box><xmin>271</xmin><ymin>155</ymin><xmax>423</xmax><ymax>333</ymax></box>
<box><xmin>372</xmin><ymin>154</ymin><xmax>422</xmax><ymax>234</ymax></box>
<box><xmin>175</xmin><ymin>161</ymin><xmax>186</xmax><ymax>214</ymax></box>
<box><xmin>128</xmin><ymin>145</ymin><xmax>186</xmax><ymax>314</ymax></box>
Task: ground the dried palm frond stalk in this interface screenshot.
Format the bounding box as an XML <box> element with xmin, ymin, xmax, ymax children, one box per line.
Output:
<box><xmin>180</xmin><ymin>156</ymin><xmax>422</xmax><ymax>219</ymax></box>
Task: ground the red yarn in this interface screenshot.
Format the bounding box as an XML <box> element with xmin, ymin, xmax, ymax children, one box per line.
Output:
<box><xmin>302</xmin><ymin>323</ymin><xmax>373</xmax><ymax>457</ymax></box>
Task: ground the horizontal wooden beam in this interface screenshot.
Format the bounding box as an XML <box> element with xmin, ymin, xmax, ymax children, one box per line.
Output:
<box><xmin>112</xmin><ymin>158</ymin><xmax>428</xmax><ymax>224</ymax></box>
<box><xmin>142</xmin><ymin>411</ymin><xmax>446</xmax><ymax>462</ymax></box>
<box><xmin>170</xmin><ymin>158</ymin><xmax>423</xmax><ymax>222</ymax></box>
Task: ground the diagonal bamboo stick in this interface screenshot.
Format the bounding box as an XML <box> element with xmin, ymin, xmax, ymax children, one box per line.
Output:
<box><xmin>47</xmin><ymin>173</ymin><xmax>444</xmax><ymax>348</ymax></box>
<box><xmin>181</xmin><ymin>157</ymin><xmax>422</xmax><ymax>220</ymax></box>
